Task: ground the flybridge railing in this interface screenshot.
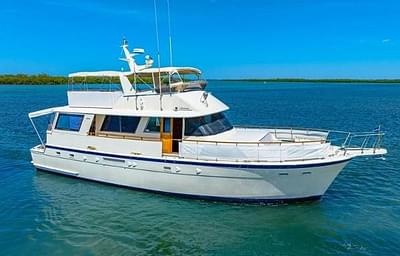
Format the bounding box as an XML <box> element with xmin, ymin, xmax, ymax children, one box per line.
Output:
<box><xmin>68</xmin><ymin>78</ymin><xmax>122</xmax><ymax>92</ymax></box>
<box><xmin>67</xmin><ymin>78</ymin><xmax>157</xmax><ymax>93</ymax></box>
<box><xmin>177</xmin><ymin>126</ymin><xmax>385</xmax><ymax>162</ymax></box>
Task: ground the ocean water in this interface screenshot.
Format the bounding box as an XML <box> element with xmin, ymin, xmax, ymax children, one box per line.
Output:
<box><xmin>0</xmin><ymin>82</ymin><xmax>399</xmax><ymax>255</ymax></box>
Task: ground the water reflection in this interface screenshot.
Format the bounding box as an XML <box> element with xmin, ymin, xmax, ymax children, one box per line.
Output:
<box><xmin>33</xmin><ymin>171</ymin><xmax>339</xmax><ymax>255</ymax></box>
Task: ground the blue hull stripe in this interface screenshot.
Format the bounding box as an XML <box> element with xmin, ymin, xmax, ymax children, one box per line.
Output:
<box><xmin>44</xmin><ymin>144</ymin><xmax>351</xmax><ymax>169</ymax></box>
<box><xmin>36</xmin><ymin>167</ymin><xmax>322</xmax><ymax>204</ymax></box>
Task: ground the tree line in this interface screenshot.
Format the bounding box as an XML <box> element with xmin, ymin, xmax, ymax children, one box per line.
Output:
<box><xmin>0</xmin><ymin>74</ymin><xmax>68</xmax><ymax>85</ymax></box>
<box><xmin>0</xmin><ymin>74</ymin><xmax>154</xmax><ymax>85</ymax></box>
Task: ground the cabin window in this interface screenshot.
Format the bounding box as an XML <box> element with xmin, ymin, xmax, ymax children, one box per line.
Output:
<box><xmin>101</xmin><ymin>116</ymin><xmax>140</xmax><ymax>133</ymax></box>
<box><xmin>55</xmin><ymin>114</ymin><xmax>84</xmax><ymax>132</ymax></box>
<box><xmin>184</xmin><ymin>112</ymin><xmax>233</xmax><ymax>136</ymax></box>
<box><xmin>145</xmin><ymin>117</ymin><xmax>161</xmax><ymax>133</ymax></box>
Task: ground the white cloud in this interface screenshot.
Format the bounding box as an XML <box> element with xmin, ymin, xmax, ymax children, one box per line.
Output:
<box><xmin>382</xmin><ymin>39</ymin><xmax>391</xmax><ymax>43</ymax></box>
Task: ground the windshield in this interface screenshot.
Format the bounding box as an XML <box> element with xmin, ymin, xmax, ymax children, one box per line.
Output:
<box><xmin>184</xmin><ymin>112</ymin><xmax>233</xmax><ymax>136</ymax></box>
<box><xmin>181</xmin><ymin>73</ymin><xmax>200</xmax><ymax>82</ymax></box>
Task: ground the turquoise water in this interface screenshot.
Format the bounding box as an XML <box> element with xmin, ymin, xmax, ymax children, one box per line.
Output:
<box><xmin>0</xmin><ymin>82</ymin><xmax>399</xmax><ymax>255</ymax></box>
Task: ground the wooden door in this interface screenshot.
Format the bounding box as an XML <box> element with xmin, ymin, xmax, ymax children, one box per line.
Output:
<box><xmin>172</xmin><ymin>118</ymin><xmax>183</xmax><ymax>153</ymax></box>
<box><xmin>161</xmin><ymin>118</ymin><xmax>173</xmax><ymax>153</ymax></box>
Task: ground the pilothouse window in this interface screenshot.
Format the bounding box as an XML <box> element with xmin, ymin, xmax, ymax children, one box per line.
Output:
<box><xmin>184</xmin><ymin>112</ymin><xmax>233</xmax><ymax>136</ymax></box>
<box><xmin>55</xmin><ymin>114</ymin><xmax>84</xmax><ymax>132</ymax></box>
<box><xmin>101</xmin><ymin>116</ymin><xmax>140</xmax><ymax>133</ymax></box>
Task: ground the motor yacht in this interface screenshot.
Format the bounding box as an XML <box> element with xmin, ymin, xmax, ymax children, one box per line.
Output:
<box><xmin>29</xmin><ymin>40</ymin><xmax>387</xmax><ymax>202</ymax></box>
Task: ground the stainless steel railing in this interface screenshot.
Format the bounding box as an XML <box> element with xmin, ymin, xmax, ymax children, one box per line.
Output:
<box><xmin>234</xmin><ymin>125</ymin><xmax>384</xmax><ymax>148</ymax></box>
<box><xmin>87</xmin><ymin>125</ymin><xmax>384</xmax><ymax>162</ymax></box>
<box><xmin>177</xmin><ymin>126</ymin><xmax>385</xmax><ymax>162</ymax></box>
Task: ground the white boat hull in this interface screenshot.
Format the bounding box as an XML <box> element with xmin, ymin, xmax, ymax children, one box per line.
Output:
<box><xmin>31</xmin><ymin>145</ymin><xmax>351</xmax><ymax>202</ymax></box>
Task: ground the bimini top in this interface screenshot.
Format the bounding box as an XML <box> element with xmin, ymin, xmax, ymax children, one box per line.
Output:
<box><xmin>137</xmin><ymin>67</ymin><xmax>201</xmax><ymax>75</ymax></box>
<box><xmin>68</xmin><ymin>71</ymin><xmax>132</xmax><ymax>78</ymax></box>
<box><xmin>68</xmin><ymin>67</ymin><xmax>201</xmax><ymax>78</ymax></box>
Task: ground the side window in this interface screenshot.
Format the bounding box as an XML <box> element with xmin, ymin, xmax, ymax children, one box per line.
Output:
<box><xmin>55</xmin><ymin>114</ymin><xmax>84</xmax><ymax>132</ymax></box>
<box><xmin>121</xmin><ymin>116</ymin><xmax>140</xmax><ymax>133</ymax></box>
<box><xmin>145</xmin><ymin>117</ymin><xmax>161</xmax><ymax>133</ymax></box>
<box><xmin>101</xmin><ymin>116</ymin><xmax>119</xmax><ymax>132</ymax></box>
<box><xmin>101</xmin><ymin>116</ymin><xmax>140</xmax><ymax>133</ymax></box>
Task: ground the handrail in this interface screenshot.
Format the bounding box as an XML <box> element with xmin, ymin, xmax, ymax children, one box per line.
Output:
<box><xmin>96</xmin><ymin>131</ymin><xmax>160</xmax><ymax>141</ymax></box>
<box><xmin>182</xmin><ymin>138</ymin><xmax>325</xmax><ymax>145</ymax></box>
<box><xmin>233</xmin><ymin>126</ymin><xmax>384</xmax><ymax>145</ymax></box>
<box><xmin>235</xmin><ymin>125</ymin><xmax>349</xmax><ymax>135</ymax></box>
<box><xmin>338</xmin><ymin>130</ymin><xmax>384</xmax><ymax>155</ymax></box>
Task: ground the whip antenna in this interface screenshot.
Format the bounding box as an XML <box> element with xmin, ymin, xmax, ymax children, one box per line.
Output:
<box><xmin>167</xmin><ymin>0</ymin><xmax>173</xmax><ymax>67</ymax></box>
<box><xmin>153</xmin><ymin>0</ymin><xmax>163</xmax><ymax>110</ymax></box>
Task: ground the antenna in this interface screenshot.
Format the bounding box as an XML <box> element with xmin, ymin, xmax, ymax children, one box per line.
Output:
<box><xmin>120</xmin><ymin>39</ymin><xmax>136</xmax><ymax>72</ymax></box>
<box><xmin>166</xmin><ymin>0</ymin><xmax>173</xmax><ymax>67</ymax></box>
<box><xmin>153</xmin><ymin>0</ymin><xmax>163</xmax><ymax>110</ymax></box>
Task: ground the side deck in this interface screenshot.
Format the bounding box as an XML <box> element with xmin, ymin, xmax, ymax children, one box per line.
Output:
<box><xmin>34</xmin><ymin>116</ymin><xmax>385</xmax><ymax>163</ymax></box>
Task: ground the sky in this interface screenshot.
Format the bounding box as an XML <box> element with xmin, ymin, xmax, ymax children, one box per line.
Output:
<box><xmin>0</xmin><ymin>0</ymin><xmax>399</xmax><ymax>79</ymax></box>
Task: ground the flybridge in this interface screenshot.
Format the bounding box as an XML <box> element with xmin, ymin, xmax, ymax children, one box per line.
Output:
<box><xmin>68</xmin><ymin>40</ymin><xmax>207</xmax><ymax>97</ymax></box>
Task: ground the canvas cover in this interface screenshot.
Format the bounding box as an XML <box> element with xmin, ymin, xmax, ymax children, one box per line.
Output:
<box><xmin>179</xmin><ymin>141</ymin><xmax>331</xmax><ymax>162</ymax></box>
